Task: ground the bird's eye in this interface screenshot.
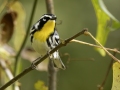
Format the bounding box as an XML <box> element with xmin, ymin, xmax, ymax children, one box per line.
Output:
<box><xmin>43</xmin><ymin>18</ymin><xmax>46</xmax><ymax>21</ymax></box>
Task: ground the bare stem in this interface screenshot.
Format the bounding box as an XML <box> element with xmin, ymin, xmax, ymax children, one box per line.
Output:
<box><xmin>48</xmin><ymin>59</ymin><xmax>57</xmax><ymax>90</ymax></box>
<box><xmin>45</xmin><ymin>0</ymin><xmax>56</xmax><ymax>90</ymax></box>
<box><xmin>45</xmin><ymin>0</ymin><xmax>54</xmax><ymax>14</ymax></box>
<box><xmin>14</xmin><ymin>0</ymin><xmax>38</xmax><ymax>75</ymax></box>
<box><xmin>0</xmin><ymin>60</ymin><xmax>20</xmax><ymax>90</ymax></box>
<box><xmin>0</xmin><ymin>28</ymin><xmax>87</xmax><ymax>90</ymax></box>
<box><xmin>71</xmin><ymin>39</ymin><xmax>120</xmax><ymax>54</ymax></box>
<box><xmin>84</xmin><ymin>31</ymin><xmax>120</xmax><ymax>63</ymax></box>
<box><xmin>98</xmin><ymin>52</ymin><xmax>116</xmax><ymax>90</ymax></box>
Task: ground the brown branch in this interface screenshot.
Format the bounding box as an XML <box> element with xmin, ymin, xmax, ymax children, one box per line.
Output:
<box><xmin>85</xmin><ymin>31</ymin><xmax>120</xmax><ymax>63</ymax></box>
<box><xmin>45</xmin><ymin>0</ymin><xmax>56</xmax><ymax>90</ymax></box>
<box><xmin>71</xmin><ymin>39</ymin><xmax>120</xmax><ymax>54</ymax></box>
<box><xmin>48</xmin><ymin>59</ymin><xmax>57</xmax><ymax>90</ymax></box>
<box><xmin>0</xmin><ymin>28</ymin><xmax>88</xmax><ymax>90</ymax></box>
<box><xmin>45</xmin><ymin>0</ymin><xmax>54</xmax><ymax>14</ymax></box>
<box><xmin>0</xmin><ymin>59</ymin><xmax>20</xmax><ymax>90</ymax></box>
<box><xmin>98</xmin><ymin>52</ymin><xmax>116</xmax><ymax>90</ymax></box>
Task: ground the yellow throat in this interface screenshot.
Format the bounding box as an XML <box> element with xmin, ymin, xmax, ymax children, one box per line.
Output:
<box><xmin>34</xmin><ymin>20</ymin><xmax>55</xmax><ymax>42</ymax></box>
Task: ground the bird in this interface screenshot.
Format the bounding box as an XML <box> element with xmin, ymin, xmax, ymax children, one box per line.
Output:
<box><xmin>30</xmin><ymin>14</ymin><xmax>66</xmax><ymax>70</ymax></box>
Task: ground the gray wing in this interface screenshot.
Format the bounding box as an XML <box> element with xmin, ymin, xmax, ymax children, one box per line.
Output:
<box><xmin>47</xmin><ymin>30</ymin><xmax>66</xmax><ymax>70</ymax></box>
<box><xmin>47</xmin><ymin>30</ymin><xmax>60</xmax><ymax>49</ymax></box>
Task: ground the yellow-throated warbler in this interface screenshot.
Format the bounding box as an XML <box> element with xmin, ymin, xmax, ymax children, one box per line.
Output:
<box><xmin>30</xmin><ymin>14</ymin><xmax>66</xmax><ymax>70</ymax></box>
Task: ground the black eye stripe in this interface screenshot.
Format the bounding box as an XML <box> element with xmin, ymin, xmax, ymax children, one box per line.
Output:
<box><xmin>30</xmin><ymin>14</ymin><xmax>56</xmax><ymax>34</ymax></box>
<box><xmin>41</xmin><ymin>17</ymin><xmax>50</xmax><ymax>21</ymax></box>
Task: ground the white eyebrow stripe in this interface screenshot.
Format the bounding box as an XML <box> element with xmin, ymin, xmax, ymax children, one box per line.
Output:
<box><xmin>40</xmin><ymin>16</ymin><xmax>45</xmax><ymax>19</ymax></box>
<box><xmin>44</xmin><ymin>15</ymin><xmax>52</xmax><ymax>18</ymax></box>
<box><xmin>40</xmin><ymin>15</ymin><xmax>52</xmax><ymax>19</ymax></box>
<box><xmin>35</xmin><ymin>22</ymin><xmax>40</xmax><ymax>29</ymax></box>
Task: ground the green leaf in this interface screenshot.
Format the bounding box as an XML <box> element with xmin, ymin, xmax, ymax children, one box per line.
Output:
<box><xmin>111</xmin><ymin>62</ymin><xmax>120</xmax><ymax>90</ymax></box>
<box><xmin>34</xmin><ymin>80</ymin><xmax>48</xmax><ymax>90</ymax></box>
<box><xmin>9</xmin><ymin>1</ymin><xmax>26</xmax><ymax>51</ymax></box>
<box><xmin>92</xmin><ymin>0</ymin><xmax>120</xmax><ymax>56</ymax></box>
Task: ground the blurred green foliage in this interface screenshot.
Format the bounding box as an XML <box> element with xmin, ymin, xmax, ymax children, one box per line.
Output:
<box><xmin>34</xmin><ymin>80</ymin><xmax>48</xmax><ymax>90</ymax></box>
<box><xmin>92</xmin><ymin>0</ymin><xmax>120</xmax><ymax>56</ymax></box>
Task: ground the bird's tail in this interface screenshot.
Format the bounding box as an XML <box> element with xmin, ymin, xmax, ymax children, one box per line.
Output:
<box><xmin>51</xmin><ymin>51</ymin><xmax>66</xmax><ymax>70</ymax></box>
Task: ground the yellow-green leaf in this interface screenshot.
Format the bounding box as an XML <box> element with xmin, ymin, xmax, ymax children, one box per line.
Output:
<box><xmin>111</xmin><ymin>62</ymin><xmax>120</xmax><ymax>90</ymax></box>
<box><xmin>92</xmin><ymin>0</ymin><xmax>120</xmax><ymax>56</ymax></box>
<box><xmin>34</xmin><ymin>81</ymin><xmax>48</xmax><ymax>90</ymax></box>
<box><xmin>9</xmin><ymin>1</ymin><xmax>26</xmax><ymax>51</ymax></box>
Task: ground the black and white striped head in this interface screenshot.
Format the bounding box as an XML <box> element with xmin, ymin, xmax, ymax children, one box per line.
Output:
<box><xmin>40</xmin><ymin>14</ymin><xmax>57</xmax><ymax>22</ymax></box>
<box><xmin>31</xmin><ymin>14</ymin><xmax>57</xmax><ymax>31</ymax></box>
<box><xmin>30</xmin><ymin>14</ymin><xmax>57</xmax><ymax>42</ymax></box>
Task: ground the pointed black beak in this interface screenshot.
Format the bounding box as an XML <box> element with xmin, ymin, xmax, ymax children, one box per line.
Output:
<box><xmin>50</xmin><ymin>15</ymin><xmax>57</xmax><ymax>20</ymax></box>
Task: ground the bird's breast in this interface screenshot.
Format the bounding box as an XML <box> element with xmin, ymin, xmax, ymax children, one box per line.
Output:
<box><xmin>32</xmin><ymin>39</ymin><xmax>50</xmax><ymax>55</ymax></box>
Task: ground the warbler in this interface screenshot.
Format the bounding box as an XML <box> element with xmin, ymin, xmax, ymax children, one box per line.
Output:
<box><xmin>30</xmin><ymin>14</ymin><xmax>66</xmax><ymax>70</ymax></box>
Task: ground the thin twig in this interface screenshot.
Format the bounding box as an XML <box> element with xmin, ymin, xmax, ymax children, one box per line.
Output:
<box><xmin>98</xmin><ymin>52</ymin><xmax>116</xmax><ymax>90</ymax></box>
<box><xmin>45</xmin><ymin>0</ymin><xmax>54</xmax><ymax>14</ymax></box>
<box><xmin>71</xmin><ymin>39</ymin><xmax>120</xmax><ymax>54</ymax></box>
<box><xmin>14</xmin><ymin>0</ymin><xmax>38</xmax><ymax>75</ymax></box>
<box><xmin>84</xmin><ymin>31</ymin><xmax>120</xmax><ymax>63</ymax></box>
<box><xmin>45</xmin><ymin>0</ymin><xmax>57</xmax><ymax>90</ymax></box>
<box><xmin>0</xmin><ymin>60</ymin><xmax>14</xmax><ymax>82</ymax></box>
<box><xmin>0</xmin><ymin>28</ymin><xmax>87</xmax><ymax>90</ymax></box>
<box><xmin>48</xmin><ymin>59</ymin><xmax>57</xmax><ymax>90</ymax></box>
<box><xmin>0</xmin><ymin>59</ymin><xmax>20</xmax><ymax>90</ymax></box>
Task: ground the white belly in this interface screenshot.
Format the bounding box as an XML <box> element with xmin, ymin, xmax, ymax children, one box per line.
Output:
<box><xmin>32</xmin><ymin>39</ymin><xmax>50</xmax><ymax>56</ymax></box>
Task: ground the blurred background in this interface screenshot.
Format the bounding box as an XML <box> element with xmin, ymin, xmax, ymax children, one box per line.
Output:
<box><xmin>0</xmin><ymin>0</ymin><xmax>120</xmax><ymax>90</ymax></box>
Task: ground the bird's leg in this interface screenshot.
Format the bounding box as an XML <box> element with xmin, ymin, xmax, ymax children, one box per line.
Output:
<box><xmin>47</xmin><ymin>50</ymin><xmax>52</xmax><ymax>59</ymax></box>
<box><xmin>47</xmin><ymin>50</ymin><xmax>55</xmax><ymax>68</ymax></box>
<box><xmin>31</xmin><ymin>56</ymin><xmax>41</xmax><ymax>70</ymax></box>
